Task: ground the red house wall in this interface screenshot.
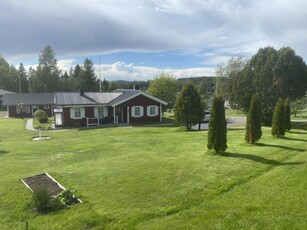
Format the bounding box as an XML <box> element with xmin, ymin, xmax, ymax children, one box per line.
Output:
<box><xmin>118</xmin><ymin>95</ymin><xmax>161</xmax><ymax>123</ymax></box>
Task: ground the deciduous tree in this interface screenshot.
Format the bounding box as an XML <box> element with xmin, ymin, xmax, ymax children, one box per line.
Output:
<box><xmin>147</xmin><ymin>73</ymin><xmax>178</xmax><ymax>110</ymax></box>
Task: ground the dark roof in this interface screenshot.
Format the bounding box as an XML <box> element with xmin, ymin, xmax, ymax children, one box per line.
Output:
<box><xmin>110</xmin><ymin>90</ymin><xmax>168</xmax><ymax>106</ymax></box>
<box><xmin>109</xmin><ymin>90</ymin><xmax>140</xmax><ymax>106</ymax></box>
<box><xmin>54</xmin><ymin>93</ymin><xmax>96</xmax><ymax>105</ymax></box>
<box><xmin>2</xmin><ymin>91</ymin><xmax>167</xmax><ymax>106</ymax></box>
<box><xmin>84</xmin><ymin>92</ymin><xmax>122</xmax><ymax>104</ymax></box>
<box><xmin>0</xmin><ymin>89</ymin><xmax>15</xmax><ymax>96</ymax></box>
<box><xmin>54</xmin><ymin>92</ymin><xmax>123</xmax><ymax>105</ymax></box>
<box><xmin>2</xmin><ymin>93</ymin><xmax>54</xmax><ymax>106</ymax></box>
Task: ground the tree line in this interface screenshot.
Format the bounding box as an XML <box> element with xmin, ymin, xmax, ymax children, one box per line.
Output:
<box><xmin>0</xmin><ymin>45</ymin><xmax>215</xmax><ymax>96</ymax></box>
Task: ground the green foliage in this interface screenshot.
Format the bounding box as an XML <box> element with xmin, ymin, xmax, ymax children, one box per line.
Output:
<box><xmin>59</xmin><ymin>189</ymin><xmax>79</xmax><ymax>206</ymax></box>
<box><xmin>174</xmin><ymin>82</ymin><xmax>204</xmax><ymax>130</ymax></box>
<box><xmin>229</xmin><ymin>47</ymin><xmax>307</xmax><ymax>125</ymax></box>
<box><xmin>32</xmin><ymin>188</ymin><xmax>53</xmax><ymax>212</ymax></box>
<box><xmin>30</xmin><ymin>45</ymin><xmax>61</xmax><ymax>93</ymax></box>
<box><xmin>207</xmin><ymin>96</ymin><xmax>227</xmax><ymax>153</ymax></box>
<box><xmin>272</xmin><ymin>99</ymin><xmax>286</xmax><ymax>137</ymax></box>
<box><xmin>34</xmin><ymin>110</ymin><xmax>48</xmax><ymax>123</ymax></box>
<box><xmin>79</xmin><ymin>58</ymin><xmax>98</xmax><ymax>91</ymax></box>
<box><xmin>32</xmin><ymin>188</ymin><xmax>78</xmax><ymax>213</ymax></box>
<box><xmin>215</xmin><ymin>57</ymin><xmax>248</xmax><ymax>104</ymax></box>
<box><xmin>245</xmin><ymin>94</ymin><xmax>262</xmax><ymax>143</ymax></box>
<box><xmin>147</xmin><ymin>73</ymin><xmax>178</xmax><ymax>110</ymax></box>
<box><xmin>284</xmin><ymin>97</ymin><xmax>291</xmax><ymax>131</ymax></box>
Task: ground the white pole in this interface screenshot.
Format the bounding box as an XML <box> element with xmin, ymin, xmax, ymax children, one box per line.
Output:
<box><xmin>99</xmin><ymin>56</ymin><xmax>101</xmax><ymax>92</ymax></box>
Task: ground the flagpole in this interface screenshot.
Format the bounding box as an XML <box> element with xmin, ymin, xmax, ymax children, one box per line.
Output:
<box><xmin>99</xmin><ymin>56</ymin><xmax>101</xmax><ymax>92</ymax></box>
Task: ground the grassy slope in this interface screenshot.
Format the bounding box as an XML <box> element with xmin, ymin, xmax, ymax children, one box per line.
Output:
<box><xmin>0</xmin><ymin>118</ymin><xmax>306</xmax><ymax>229</ymax></box>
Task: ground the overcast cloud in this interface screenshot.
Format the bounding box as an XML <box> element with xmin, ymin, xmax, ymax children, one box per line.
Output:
<box><xmin>1</xmin><ymin>0</ymin><xmax>307</xmax><ymax>81</ymax></box>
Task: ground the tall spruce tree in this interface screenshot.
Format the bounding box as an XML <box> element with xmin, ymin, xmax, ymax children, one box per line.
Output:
<box><xmin>272</xmin><ymin>99</ymin><xmax>286</xmax><ymax>137</ymax></box>
<box><xmin>207</xmin><ymin>96</ymin><xmax>227</xmax><ymax>153</ymax></box>
<box><xmin>284</xmin><ymin>97</ymin><xmax>291</xmax><ymax>131</ymax></box>
<box><xmin>245</xmin><ymin>94</ymin><xmax>262</xmax><ymax>143</ymax></box>
<box><xmin>174</xmin><ymin>82</ymin><xmax>204</xmax><ymax>131</ymax></box>
<box><xmin>34</xmin><ymin>45</ymin><xmax>60</xmax><ymax>92</ymax></box>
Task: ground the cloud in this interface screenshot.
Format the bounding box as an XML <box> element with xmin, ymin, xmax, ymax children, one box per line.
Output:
<box><xmin>2</xmin><ymin>0</ymin><xmax>307</xmax><ymax>79</ymax></box>
<box><xmin>97</xmin><ymin>62</ymin><xmax>215</xmax><ymax>81</ymax></box>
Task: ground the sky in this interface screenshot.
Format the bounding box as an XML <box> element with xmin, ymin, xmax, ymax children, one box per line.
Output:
<box><xmin>1</xmin><ymin>0</ymin><xmax>307</xmax><ymax>81</ymax></box>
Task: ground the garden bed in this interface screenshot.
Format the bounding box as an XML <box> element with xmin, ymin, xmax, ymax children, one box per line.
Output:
<box><xmin>22</xmin><ymin>173</ymin><xmax>65</xmax><ymax>196</ymax></box>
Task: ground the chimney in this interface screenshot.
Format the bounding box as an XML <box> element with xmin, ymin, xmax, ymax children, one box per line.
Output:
<box><xmin>79</xmin><ymin>88</ymin><xmax>84</xmax><ymax>96</ymax></box>
<box><xmin>133</xmin><ymin>84</ymin><xmax>140</xmax><ymax>90</ymax></box>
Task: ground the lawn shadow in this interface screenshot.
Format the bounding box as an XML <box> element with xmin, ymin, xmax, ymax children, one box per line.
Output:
<box><xmin>255</xmin><ymin>143</ymin><xmax>306</xmax><ymax>152</ymax></box>
<box><xmin>282</xmin><ymin>136</ymin><xmax>307</xmax><ymax>143</ymax></box>
<box><xmin>288</xmin><ymin>131</ymin><xmax>307</xmax><ymax>135</ymax></box>
<box><xmin>222</xmin><ymin>152</ymin><xmax>305</xmax><ymax>166</ymax></box>
<box><xmin>0</xmin><ymin>150</ymin><xmax>9</xmax><ymax>155</ymax></box>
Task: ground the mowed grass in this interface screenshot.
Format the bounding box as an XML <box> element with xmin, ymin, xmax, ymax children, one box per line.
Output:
<box><xmin>0</xmin><ymin>118</ymin><xmax>307</xmax><ymax>229</ymax></box>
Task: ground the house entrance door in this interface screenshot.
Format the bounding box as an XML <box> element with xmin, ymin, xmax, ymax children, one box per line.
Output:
<box><xmin>55</xmin><ymin>113</ymin><xmax>62</xmax><ymax>126</ymax></box>
<box><xmin>122</xmin><ymin>107</ymin><xmax>127</xmax><ymax>123</ymax></box>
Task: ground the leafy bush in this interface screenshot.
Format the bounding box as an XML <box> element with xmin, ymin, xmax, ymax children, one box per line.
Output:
<box><xmin>59</xmin><ymin>189</ymin><xmax>79</xmax><ymax>206</ymax></box>
<box><xmin>34</xmin><ymin>110</ymin><xmax>48</xmax><ymax>123</ymax></box>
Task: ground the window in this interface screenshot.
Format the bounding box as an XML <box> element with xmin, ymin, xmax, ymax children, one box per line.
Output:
<box><xmin>74</xmin><ymin>108</ymin><xmax>81</xmax><ymax>118</ymax></box>
<box><xmin>70</xmin><ymin>107</ymin><xmax>85</xmax><ymax>119</ymax></box>
<box><xmin>132</xmin><ymin>106</ymin><xmax>143</xmax><ymax>117</ymax></box>
<box><xmin>147</xmin><ymin>105</ymin><xmax>158</xmax><ymax>117</ymax></box>
<box><xmin>135</xmin><ymin>107</ymin><xmax>141</xmax><ymax>116</ymax></box>
<box><xmin>95</xmin><ymin>107</ymin><xmax>108</xmax><ymax>118</ymax></box>
<box><xmin>17</xmin><ymin>105</ymin><xmax>30</xmax><ymax>114</ymax></box>
<box><xmin>44</xmin><ymin>105</ymin><xmax>50</xmax><ymax>109</ymax></box>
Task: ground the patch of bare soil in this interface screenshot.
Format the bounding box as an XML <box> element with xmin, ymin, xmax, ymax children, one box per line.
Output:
<box><xmin>22</xmin><ymin>173</ymin><xmax>64</xmax><ymax>196</ymax></box>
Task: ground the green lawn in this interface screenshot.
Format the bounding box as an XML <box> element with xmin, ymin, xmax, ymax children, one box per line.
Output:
<box><xmin>0</xmin><ymin>118</ymin><xmax>307</xmax><ymax>229</ymax></box>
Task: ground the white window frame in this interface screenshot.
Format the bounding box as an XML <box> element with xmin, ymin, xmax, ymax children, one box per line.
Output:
<box><xmin>17</xmin><ymin>105</ymin><xmax>30</xmax><ymax>114</ymax></box>
<box><xmin>147</xmin><ymin>105</ymin><xmax>158</xmax><ymax>117</ymax></box>
<box><xmin>94</xmin><ymin>107</ymin><xmax>108</xmax><ymax>118</ymax></box>
<box><xmin>70</xmin><ymin>107</ymin><xmax>85</xmax><ymax>119</ymax></box>
<box><xmin>44</xmin><ymin>105</ymin><xmax>50</xmax><ymax>109</ymax></box>
<box><xmin>131</xmin><ymin>106</ymin><xmax>144</xmax><ymax>118</ymax></box>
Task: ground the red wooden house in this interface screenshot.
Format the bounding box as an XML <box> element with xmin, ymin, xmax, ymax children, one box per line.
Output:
<box><xmin>3</xmin><ymin>89</ymin><xmax>167</xmax><ymax>127</ymax></box>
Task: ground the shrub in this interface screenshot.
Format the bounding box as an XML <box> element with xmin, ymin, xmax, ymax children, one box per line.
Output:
<box><xmin>59</xmin><ymin>189</ymin><xmax>79</xmax><ymax>206</ymax></box>
<box><xmin>34</xmin><ymin>110</ymin><xmax>48</xmax><ymax>123</ymax></box>
<box><xmin>32</xmin><ymin>188</ymin><xmax>52</xmax><ymax>212</ymax></box>
<box><xmin>284</xmin><ymin>97</ymin><xmax>291</xmax><ymax>131</ymax></box>
<box><xmin>32</xmin><ymin>188</ymin><xmax>66</xmax><ymax>213</ymax></box>
<box><xmin>207</xmin><ymin>96</ymin><xmax>227</xmax><ymax>153</ymax></box>
<box><xmin>272</xmin><ymin>99</ymin><xmax>286</xmax><ymax>137</ymax></box>
<box><xmin>245</xmin><ymin>94</ymin><xmax>262</xmax><ymax>144</ymax></box>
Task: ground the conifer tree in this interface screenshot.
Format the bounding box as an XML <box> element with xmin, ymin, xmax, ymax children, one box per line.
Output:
<box><xmin>207</xmin><ymin>96</ymin><xmax>227</xmax><ymax>153</ymax></box>
<box><xmin>284</xmin><ymin>97</ymin><xmax>291</xmax><ymax>131</ymax></box>
<box><xmin>174</xmin><ymin>82</ymin><xmax>204</xmax><ymax>131</ymax></box>
<box><xmin>245</xmin><ymin>94</ymin><xmax>262</xmax><ymax>143</ymax></box>
<box><xmin>272</xmin><ymin>99</ymin><xmax>286</xmax><ymax>137</ymax></box>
